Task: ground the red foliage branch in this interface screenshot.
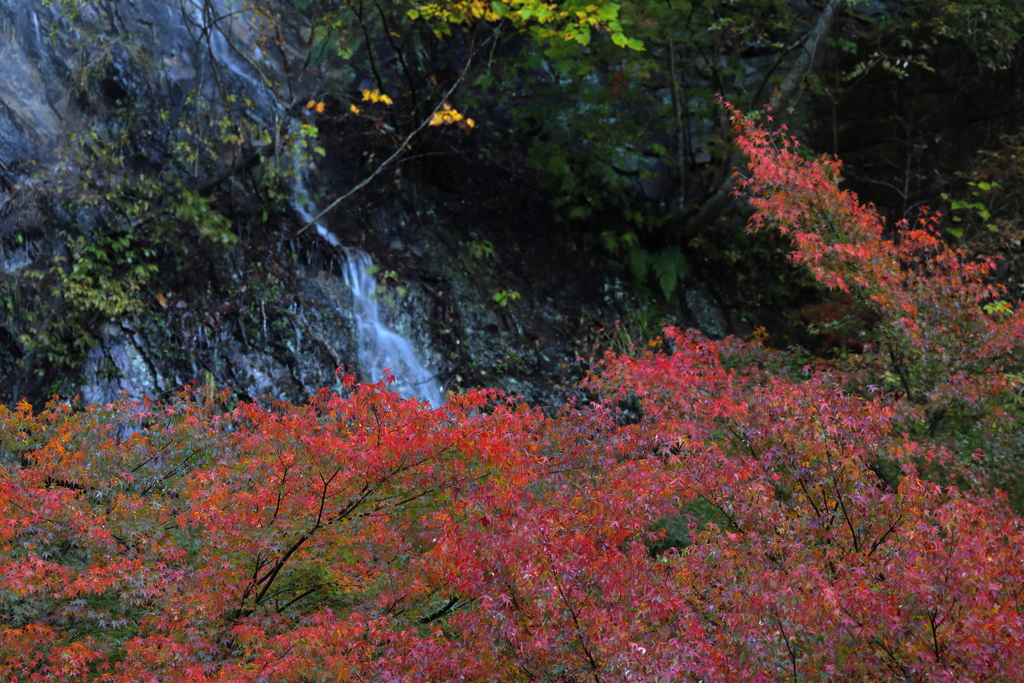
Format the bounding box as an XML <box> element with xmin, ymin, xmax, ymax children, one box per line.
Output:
<box><xmin>2</xmin><ymin>109</ymin><xmax>1024</xmax><ymax>681</ymax></box>
<box><xmin>726</xmin><ymin>101</ymin><xmax>1024</xmax><ymax>431</ymax></box>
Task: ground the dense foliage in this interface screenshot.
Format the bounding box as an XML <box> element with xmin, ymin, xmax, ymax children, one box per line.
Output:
<box><xmin>3</xmin><ymin>110</ymin><xmax>1024</xmax><ymax>680</ymax></box>
<box><xmin>7</xmin><ymin>0</ymin><xmax>1024</xmax><ymax>398</ymax></box>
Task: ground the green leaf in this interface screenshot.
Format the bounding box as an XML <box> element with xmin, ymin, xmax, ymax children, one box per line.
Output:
<box><xmin>629</xmin><ymin>246</ymin><xmax>650</xmax><ymax>283</ymax></box>
<box><xmin>984</xmin><ymin>299</ymin><xmax>1012</xmax><ymax>316</ymax></box>
<box><xmin>651</xmin><ymin>246</ymin><xmax>687</xmax><ymax>301</ymax></box>
<box><xmin>596</xmin><ymin>2</ymin><xmax>619</xmax><ymax>20</ymax></box>
<box><xmin>600</xmin><ymin>230</ymin><xmax>620</xmax><ymax>254</ymax></box>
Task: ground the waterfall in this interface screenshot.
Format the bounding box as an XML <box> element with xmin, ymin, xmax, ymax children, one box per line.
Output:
<box><xmin>191</xmin><ymin>0</ymin><xmax>255</xmax><ymax>86</ymax></box>
<box><xmin>286</xmin><ymin>127</ymin><xmax>442</xmax><ymax>407</ymax></box>
<box><xmin>289</xmin><ymin>156</ymin><xmax>342</xmax><ymax>248</ymax></box>
<box><xmin>187</xmin><ymin>0</ymin><xmax>277</xmax><ymax>116</ymax></box>
<box><xmin>342</xmin><ymin>251</ymin><xmax>443</xmax><ymax>407</ymax></box>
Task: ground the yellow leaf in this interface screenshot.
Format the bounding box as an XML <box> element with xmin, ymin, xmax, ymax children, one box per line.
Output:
<box><xmin>362</xmin><ymin>89</ymin><xmax>393</xmax><ymax>106</ymax></box>
<box><xmin>429</xmin><ymin>102</ymin><xmax>468</xmax><ymax>126</ymax></box>
<box><xmin>350</xmin><ymin>104</ymin><xmax>361</xmax><ymax>115</ymax></box>
<box><xmin>306</xmin><ymin>100</ymin><xmax>316</xmax><ymax>110</ymax></box>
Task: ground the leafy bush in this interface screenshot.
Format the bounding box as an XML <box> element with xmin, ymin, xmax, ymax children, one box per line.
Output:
<box><xmin>3</xmin><ymin>112</ymin><xmax>1024</xmax><ymax>681</ymax></box>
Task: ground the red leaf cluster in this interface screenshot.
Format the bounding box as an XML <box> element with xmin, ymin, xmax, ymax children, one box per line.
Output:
<box><xmin>2</xmin><ymin>109</ymin><xmax>1024</xmax><ymax>680</ymax></box>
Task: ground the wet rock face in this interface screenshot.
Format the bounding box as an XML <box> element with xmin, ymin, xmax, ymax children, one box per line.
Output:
<box><xmin>684</xmin><ymin>286</ymin><xmax>728</xmax><ymax>340</ymax></box>
<box><xmin>0</xmin><ymin>0</ymin><xmax>730</xmax><ymax>409</ymax></box>
<box><xmin>0</xmin><ymin>0</ymin><xmax>596</xmax><ymax>409</ymax></box>
<box><xmin>0</xmin><ymin>0</ymin><xmax>195</xmax><ymax>165</ymax></box>
<box><xmin>0</xmin><ymin>0</ymin><xmax>366</xmax><ymax>406</ymax></box>
<box><xmin>74</xmin><ymin>261</ymin><xmax>367</xmax><ymax>406</ymax></box>
<box><xmin>0</xmin><ymin>2</ymin><xmax>69</xmax><ymax>164</ymax></box>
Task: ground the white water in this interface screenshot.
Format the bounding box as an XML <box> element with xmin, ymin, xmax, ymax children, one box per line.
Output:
<box><xmin>188</xmin><ymin>3</ymin><xmax>442</xmax><ymax>407</ymax></box>
<box><xmin>188</xmin><ymin>0</ymin><xmax>277</xmax><ymax>115</ymax></box>
<box><xmin>190</xmin><ymin>1</ymin><xmax>256</xmax><ymax>87</ymax></box>
<box><xmin>286</xmin><ymin>117</ymin><xmax>343</xmax><ymax>247</ymax></box>
<box><xmin>342</xmin><ymin>251</ymin><xmax>443</xmax><ymax>407</ymax></box>
<box><xmin>286</xmin><ymin>131</ymin><xmax>442</xmax><ymax>407</ymax></box>
<box><xmin>288</xmin><ymin>155</ymin><xmax>341</xmax><ymax>247</ymax></box>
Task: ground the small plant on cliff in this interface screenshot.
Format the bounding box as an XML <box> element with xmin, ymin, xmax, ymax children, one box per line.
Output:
<box><xmin>492</xmin><ymin>289</ymin><xmax>521</xmax><ymax>307</ymax></box>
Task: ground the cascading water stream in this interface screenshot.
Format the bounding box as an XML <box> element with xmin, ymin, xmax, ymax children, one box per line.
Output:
<box><xmin>182</xmin><ymin>2</ymin><xmax>442</xmax><ymax>406</ymax></box>
<box><xmin>341</xmin><ymin>251</ymin><xmax>443</xmax><ymax>407</ymax></box>
<box><xmin>187</xmin><ymin>0</ymin><xmax>278</xmax><ymax>116</ymax></box>
<box><xmin>286</xmin><ymin>127</ymin><xmax>442</xmax><ymax>407</ymax></box>
<box><xmin>289</xmin><ymin>154</ymin><xmax>342</xmax><ymax>248</ymax></box>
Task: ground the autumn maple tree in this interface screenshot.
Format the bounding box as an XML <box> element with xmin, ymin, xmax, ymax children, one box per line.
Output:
<box><xmin>4</xmin><ymin>109</ymin><xmax>1024</xmax><ymax>680</ymax></box>
<box><xmin>727</xmin><ymin>101</ymin><xmax>1024</xmax><ymax>489</ymax></box>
